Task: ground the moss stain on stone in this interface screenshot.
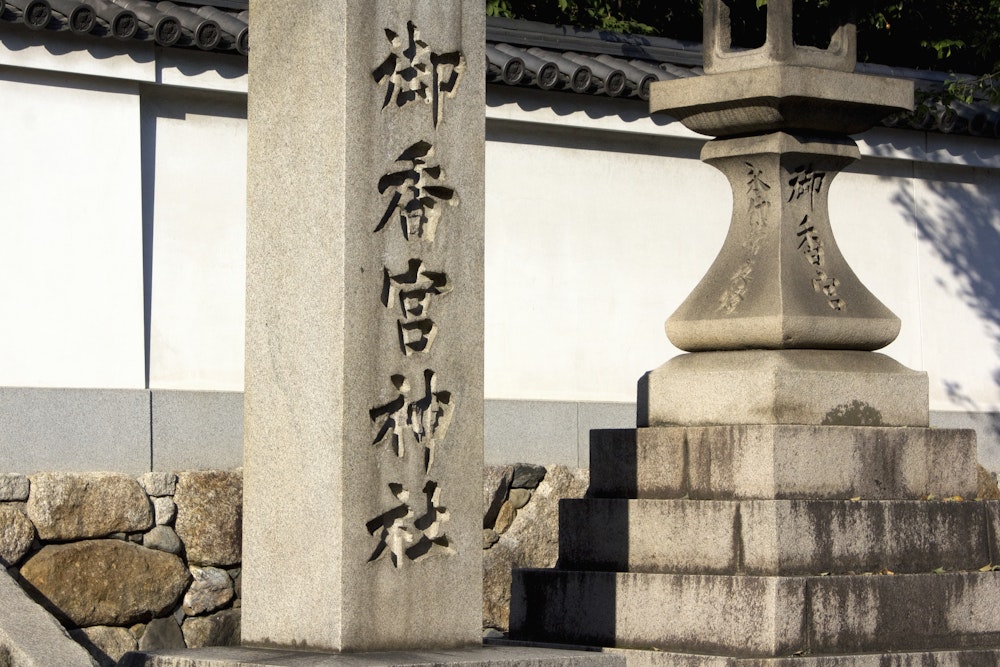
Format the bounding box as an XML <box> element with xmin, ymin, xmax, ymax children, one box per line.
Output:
<box><xmin>821</xmin><ymin>400</ymin><xmax>884</xmax><ymax>426</ymax></box>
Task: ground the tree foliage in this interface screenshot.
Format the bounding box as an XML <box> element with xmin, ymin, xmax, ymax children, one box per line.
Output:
<box><xmin>486</xmin><ymin>1</ymin><xmax>1000</xmax><ymax>101</ymax></box>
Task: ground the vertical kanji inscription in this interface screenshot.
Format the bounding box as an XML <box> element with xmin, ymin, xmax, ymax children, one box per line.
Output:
<box><xmin>372</xmin><ymin>21</ymin><xmax>466</xmax><ymax>128</ymax></box>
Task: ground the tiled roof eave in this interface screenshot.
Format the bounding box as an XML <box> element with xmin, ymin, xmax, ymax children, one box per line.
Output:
<box><xmin>1</xmin><ymin>8</ymin><xmax>995</xmax><ymax>138</ymax></box>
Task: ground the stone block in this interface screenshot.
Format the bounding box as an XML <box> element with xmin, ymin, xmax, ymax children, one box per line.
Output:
<box><xmin>641</xmin><ymin>351</ymin><xmax>928</xmax><ymax>428</ymax></box>
<box><xmin>118</xmin><ymin>645</ymin><xmax>626</xmax><ymax>667</ymax></box>
<box><xmin>181</xmin><ymin>608</ymin><xmax>241</xmax><ymax>649</ymax></box>
<box><xmin>605</xmin><ymin>647</ymin><xmax>1000</xmax><ymax>666</ymax></box>
<box><xmin>0</xmin><ymin>473</ymin><xmax>29</xmax><ymax>501</ymax></box>
<box><xmin>0</xmin><ymin>505</ymin><xmax>35</xmax><ymax>567</ymax></box>
<box><xmin>138</xmin><ymin>472</ymin><xmax>177</xmax><ymax>498</ymax></box>
<box><xmin>137</xmin><ymin>617</ymin><xmax>185</xmax><ymax>652</ymax></box>
<box><xmin>649</xmin><ymin>65</ymin><xmax>913</xmax><ymax>137</ymax></box>
<box><xmin>143</xmin><ymin>526</ymin><xmax>182</xmax><ymax>555</ymax></box>
<box><xmin>70</xmin><ymin>626</ymin><xmax>137</xmax><ymax>667</ymax></box>
<box><xmin>27</xmin><ymin>472</ymin><xmax>153</xmax><ymax>541</ymax></box>
<box><xmin>174</xmin><ymin>471</ymin><xmax>241</xmax><ymax>567</ymax></box>
<box><xmin>511</xmin><ymin>463</ymin><xmax>547</xmax><ymax>489</ymax></box>
<box><xmin>0</xmin><ymin>567</ymin><xmax>99</xmax><ymax>667</ymax></box>
<box><xmin>558</xmin><ymin>498</ymin><xmax>997</xmax><ymax>575</ymax></box>
<box><xmin>589</xmin><ymin>426</ymin><xmax>977</xmax><ymax>500</ymax></box>
<box><xmin>588</xmin><ymin>429</ymin><xmax>686</xmax><ymax>499</ymax></box>
<box><xmin>0</xmin><ymin>387</ymin><xmax>150</xmax><ymax>474</ymax></box>
<box><xmin>183</xmin><ymin>566</ymin><xmax>234</xmax><ymax>616</ymax></box>
<box><xmin>151</xmin><ymin>390</ymin><xmax>243</xmax><ymax>472</ymax></box>
<box><xmin>483</xmin><ymin>465</ymin><xmax>512</xmax><ymax>529</ymax></box>
<box><xmin>510</xmin><ymin>570</ymin><xmax>1000</xmax><ymax>657</ymax></box>
<box><xmin>153</xmin><ymin>497</ymin><xmax>177</xmax><ymax>525</ymax></box>
<box><xmin>19</xmin><ymin>540</ymin><xmax>189</xmax><ymax>627</ymax></box>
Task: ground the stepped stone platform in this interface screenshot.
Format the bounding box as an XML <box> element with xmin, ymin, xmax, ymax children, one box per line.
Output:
<box><xmin>509</xmin><ymin>426</ymin><xmax>1000</xmax><ymax>663</ymax></box>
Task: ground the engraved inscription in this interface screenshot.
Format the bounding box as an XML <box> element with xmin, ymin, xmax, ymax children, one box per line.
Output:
<box><xmin>369</xmin><ymin>370</ymin><xmax>455</xmax><ymax>472</ymax></box>
<box><xmin>719</xmin><ymin>163</ymin><xmax>771</xmax><ymax>313</ymax></box>
<box><xmin>368</xmin><ymin>19</ymin><xmax>465</xmax><ymax>570</ymax></box>
<box><xmin>372</xmin><ymin>21</ymin><xmax>466</xmax><ymax>128</ymax></box>
<box><xmin>787</xmin><ymin>163</ymin><xmax>825</xmax><ymax>208</ymax></box>
<box><xmin>797</xmin><ymin>215</ymin><xmax>845</xmax><ymax>311</ymax></box>
<box><xmin>382</xmin><ymin>259</ymin><xmax>452</xmax><ymax>355</ymax></box>
<box><xmin>366</xmin><ymin>481</ymin><xmax>454</xmax><ymax>568</ymax></box>
<box><xmin>376</xmin><ymin>141</ymin><xmax>457</xmax><ymax>241</ymax></box>
<box><xmin>788</xmin><ymin>163</ymin><xmax>844</xmax><ymax>311</ymax></box>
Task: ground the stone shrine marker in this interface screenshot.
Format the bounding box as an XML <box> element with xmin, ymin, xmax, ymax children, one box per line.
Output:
<box><xmin>122</xmin><ymin>3</ymin><xmax>620</xmax><ymax>664</ymax></box>
<box><xmin>242</xmin><ymin>0</ymin><xmax>484</xmax><ymax>652</ymax></box>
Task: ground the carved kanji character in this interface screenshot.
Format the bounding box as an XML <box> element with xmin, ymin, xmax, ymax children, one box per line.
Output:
<box><xmin>369</xmin><ymin>375</ymin><xmax>411</xmax><ymax>457</ymax></box>
<box><xmin>788</xmin><ymin>164</ymin><xmax>826</xmax><ymax>208</ymax></box>
<box><xmin>365</xmin><ymin>481</ymin><xmax>455</xmax><ymax>568</ymax></box>
<box><xmin>372</xmin><ymin>21</ymin><xmax>465</xmax><ymax>127</ymax></box>
<box><xmin>376</xmin><ymin>141</ymin><xmax>456</xmax><ymax>241</ymax></box>
<box><xmin>369</xmin><ymin>371</ymin><xmax>454</xmax><ymax>472</ymax></box>
<box><xmin>382</xmin><ymin>259</ymin><xmax>452</xmax><ymax>355</ymax></box>
<box><xmin>365</xmin><ymin>483</ymin><xmax>415</xmax><ymax>568</ymax></box>
<box><xmin>796</xmin><ymin>215</ymin><xmax>824</xmax><ymax>267</ymax></box>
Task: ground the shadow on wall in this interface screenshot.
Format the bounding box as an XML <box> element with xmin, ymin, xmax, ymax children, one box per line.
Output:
<box><xmin>893</xmin><ymin>167</ymin><xmax>1000</xmax><ymax>457</ymax></box>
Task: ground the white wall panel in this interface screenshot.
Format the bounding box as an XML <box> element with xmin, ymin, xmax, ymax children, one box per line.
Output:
<box><xmin>147</xmin><ymin>94</ymin><xmax>247</xmax><ymax>391</ymax></box>
<box><xmin>912</xmin><ymin>164</ymin><xmax>1000</xmax><ymax>413</ymax></box>
<box><xmin>485</xmin><ymin>129</ymin><xmax>729</xmax><ymax>402</ymax></box>
<box><xmin>829</xmin><ymin>163</ymin><xmax>923</xmax><ymax>370</ymax></box>
<box><xmin>0</xmin><ymin>72</ymin><xmax>144</xmax><ymax>388</ymax></box>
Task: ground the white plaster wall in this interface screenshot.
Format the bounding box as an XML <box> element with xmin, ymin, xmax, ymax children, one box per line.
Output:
<box><xmin>0</xmin><ymin>69</ymin><xmax>145</xmax><ymax>389</ymax></box>
<box><xmin>829</xmin><ymin>162</ymin><xmax>924</xmax><ymax>371</ymax></box>
<box><xmin>484</xmin><ymin>93</ymin><xmax>1000</xmax><ymax>426</ymax></box>
<box><xmin>912</xmin><ymin>164</ymin><xmax>1000</xmax><ymax>414</ymax></box>
<box><xmin>484</xmin><ymin>130</ymin><xmax>729</xmax><ymax>402</ymax></box>
<box><xmin>4</xmin><ymin>51</ymin><xmax>1000</xmax><ymax>442</ymax></box>
<box><xmin>146</xmin><ymin>94</ymin><xmax>247</xmax><ymax>391</ymax></box>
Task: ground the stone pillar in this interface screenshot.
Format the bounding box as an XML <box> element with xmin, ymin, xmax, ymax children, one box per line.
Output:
<box><xmin>243</xmin><ymin>1</ymin><xmax>484</xmax><ymax>651</ymax></box>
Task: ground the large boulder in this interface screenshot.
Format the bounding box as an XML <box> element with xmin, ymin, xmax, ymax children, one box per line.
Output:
<box><xmin>26</xmin><ymin>473</ymin><xmax>152</xmax><ymax>541</ymax></box>
<box><xmin>174</xmin><ymin>471</ymin><xmax>242</xmax><ymax>566</ymax></box>
<box><xmin>0</xmin><ymin>505</ymin><xmax>35</xmax><ymax>567</ymax></box>
<box><xmin>19</xmin><ymin>540</ymin><xmax>189</xmax><ymax>627</ymax></box>
<box><xmin>483</xmin><ymin>466</ymin><xmax>588</xmax><ymax>631</ymax></box>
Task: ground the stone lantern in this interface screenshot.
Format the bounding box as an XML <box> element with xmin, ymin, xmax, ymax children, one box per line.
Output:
<box><xmin>643</xmin><ymin>0</ymin><xmax>925</xmax><ymax>428</ymax></box>
<box><xmin>509</xmin><ymin>5</ymin><xmax>1000</xmax><ymax>662</ymax></box>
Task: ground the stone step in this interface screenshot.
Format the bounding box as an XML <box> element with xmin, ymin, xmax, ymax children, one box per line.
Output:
<box><xmin>493</xmin><ymin>641</ymin><xmax>1000</xmax><ymax>666</ymax></box>
<box><xmin>605</xmin><ymin>647</ymin><xmax>1000</xmax><ymax>666</ymax></box>
<box><xmin>509</xmin><ymin>570</ymin><xmax>1000</xmax><ymax>658</ymax></box>
<box><xmin>588</xmin><ymin>426</ymin><xmax>977</xmax><ymax>500</ymax></box>
<box><xmin>558</xmin><ymin>498</ymin><xmax>1000</xmax><ymax>575</ymax></box>
<box><xmin>118</xmin><ymin>645</ymin><xmax>626</xmax><ymax>666</ymax></box>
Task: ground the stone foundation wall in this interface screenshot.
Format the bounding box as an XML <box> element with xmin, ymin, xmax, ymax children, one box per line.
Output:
<box><xmin>0</xmin><ymin>471</ymin><xmax>242</xmax><ymax>666</ymax></box>
<box><xmin>0</xmin><ymin>464</ymin><xmax>586</xmax><ymax>664</ymax></box>
<box><xmin>5</xmin><ymin>464</ymin><xmax>995</xmax><ymax>664</ymax></box>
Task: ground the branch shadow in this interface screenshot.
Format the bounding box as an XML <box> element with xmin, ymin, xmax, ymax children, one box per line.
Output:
<box><xmin>891</xmin><ymin>165</ymin><xmax>1000</xmax><ymax>465</ymax></box>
